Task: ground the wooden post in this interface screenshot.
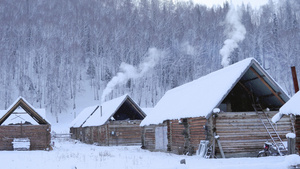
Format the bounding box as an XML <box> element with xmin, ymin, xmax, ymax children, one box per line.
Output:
<box><xmin>291</xmin><ymin>66</ymin><xmax>299</xmax><ymax>93</ymax></box>
<box><xmin>20</xmin><ymin>121</ymin><xmax>23</xmax><ymax>137</ymax></box>
<box><xmin>286</xmin><ymin>133</ymin><xmax>296</xmax><ymax>155</ymax></box>
<box><xmin>106</xmin><ymin>124</ymin><xmax>109</xmax><ymax>146</ymax></box>
<box><xmin>168</xmin><ymin>120</ymin><xmax>172</xmax><ymax>152</ymax></box>
<box><xmin>215</xmin><ymin>134</ymin><xmax>225</xmax><ymax>158</ymax></box>
<box><xmin>212</xmin><ymin>114</ymin><xmax>217</xmax><ymax>157</ymax></box>
<box><xmin>212</xmin><ymin>133</ymin><xmax>216</xmax><ymax>158</ymax></box>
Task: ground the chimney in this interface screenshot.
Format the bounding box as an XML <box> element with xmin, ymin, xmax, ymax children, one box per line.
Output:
<box><xmin>100</xmin><ymin>106</ymin><xmax>102</xmax><ymax>117</ymax></box>
<box><xmin>291</xmin><ymin>66</ymin><xmax>299</xmax><ymax>93</ymax></box>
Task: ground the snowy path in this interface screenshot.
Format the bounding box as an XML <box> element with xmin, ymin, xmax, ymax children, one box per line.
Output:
<box><xmin>0</xmin><ymin>139</ymin><xmax>299</xmax><ymax>169</ymax></box>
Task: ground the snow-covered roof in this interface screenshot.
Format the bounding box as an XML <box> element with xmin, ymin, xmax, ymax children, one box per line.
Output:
<box><xmin>272</xmin><ymin>91</ymin><xmax>300</xmax><ymax>123</ymax></box>
<box><xmin>5</xmin><ymin>96</ymin><xmax>47</xmax><ymax>120</ymax></box>
<box><xmin>0</xmin><ymin>97</ymin><xmax>49</xmax><ymax>125</ymax></box>
<box><xmin>70</xmin><ymin>105</ymin><xmax>99</xmax><ymax>128</ymax></box>
<box><xmin>82</xmin><ymin>95</ymin><xmax>128</xmax><ymax>127</ymax></box>
<box><xmin>71</xmin><ymin>94</ymin><xmax>145</xmax><ymax>128</ymax></box>
<box><xmin>141</xmin><ymin>58</ymin><xmax>289</xmax><ymax>126</ymax></box>
<box><xmin>141</xmin><ymin>108</ymin><xmax>153</xmax><ymax>115</ymax></box>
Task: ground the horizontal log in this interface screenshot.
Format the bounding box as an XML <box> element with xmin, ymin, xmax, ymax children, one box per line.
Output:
<box><xmin>217</xmin><ymin>129</ymin><xmax>292</xmax><ymax>134</ymax></box>
<box><xmin>216</xmin><ymin>121</ymin><xmax>291</xmax><ymax>126</ymax></box>
<box><xmin>218</xmin><ymin>111</ymin><xmax>278</xmax><ymax>115</ymax></box>
<box><xmin>107</xmin><ymin>125</ymin><xmax>141</xmax><ymax>128</ymax></box>
<box><xmin>218</xmin><ymin>135</ymin><xmax>287</xmax><ymax>139</ymax></box>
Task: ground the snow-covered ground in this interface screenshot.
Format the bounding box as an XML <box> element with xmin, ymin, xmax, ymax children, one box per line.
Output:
<box><xmin>0</xmin><ymin>138</ymin><xmax>300</xmax><ymax>169</ymax></box>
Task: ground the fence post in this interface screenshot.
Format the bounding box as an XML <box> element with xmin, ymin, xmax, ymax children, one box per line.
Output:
<box><xmin>286</xmin><ymin>133</ymin><xmax>296</xmax><ymax>155</ymax></box>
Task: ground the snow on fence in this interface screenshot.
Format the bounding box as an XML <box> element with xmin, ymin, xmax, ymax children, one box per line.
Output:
<box><xmin>12</xmin><ymin>138</ymin><xmax>30</xmax><ymax>151</ymax></box>
<box><xmin>52</xmin><ymin>133</ymin><xmax>72</xmax><ymax>139</ymax></box>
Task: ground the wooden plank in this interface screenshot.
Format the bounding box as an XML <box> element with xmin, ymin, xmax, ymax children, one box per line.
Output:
<box><xmin>216</xmin><ymin>133</ymin><xmax>225</xmax><ymax>158</ymax></box>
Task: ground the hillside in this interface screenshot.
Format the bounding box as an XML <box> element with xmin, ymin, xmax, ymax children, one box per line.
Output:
<box><xmin>0</xmin><ymin>0</ymin><xmax>299</xmax><ymax>123</ymax></box>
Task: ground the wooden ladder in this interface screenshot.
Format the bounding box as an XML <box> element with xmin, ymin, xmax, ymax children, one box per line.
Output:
<box><xmin>252</xmin><ymin>104</ymin><xmax>287</xmax><ymax>156</ymax></box>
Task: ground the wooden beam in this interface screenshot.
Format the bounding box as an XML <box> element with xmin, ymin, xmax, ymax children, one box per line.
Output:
<box><xmin>215</xmin><ymin>132</ymin><xmax>225</xmax><ymax>158</ymax></box>
<box><xmin>238</xmin><ymin>82</ymin><xmax>253</xmax><ymax>96</ymax></box>
<box><xmin>259</xmin><ymin>93</ymin><xmax>282</xmax><ymax>99</ymax></box>
<box><xmin>241</xmin><ymin>75</ymin><xmax>265</xmax><ymax>84</ymax></box>
<box><xmin>250</xmin><ymin>67</ymin><xmax>285</xmax><ymax>104</ymax></box>
<box><xmin>19</xmin><ymin>101</ymin><xmax>47</xmax><ymax>124</ymax></box>
<box><xmin>291</xmin><ymin>66</ymin><xmax>299</xmax><ymax>93</ymax></box>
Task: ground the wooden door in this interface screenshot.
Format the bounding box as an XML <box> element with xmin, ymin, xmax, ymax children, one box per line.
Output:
<box><xmin>155</xmin><ymin>126</ymin><xmax>168</xmax><ymax>151</ymax></box>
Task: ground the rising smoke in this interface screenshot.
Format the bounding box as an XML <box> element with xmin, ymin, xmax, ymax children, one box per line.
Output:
<box><xmin>101</xmin><ymin>47</ymin><xmax>166</xmax><ymax>103</ymax></box>
<box><xmin>220</xmin><ymin>5</ymin><xmax>246</xmax><ymax>67</ymax></box>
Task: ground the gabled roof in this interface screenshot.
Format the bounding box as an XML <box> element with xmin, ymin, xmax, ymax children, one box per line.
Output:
<box><xmin>141</xmin><ymin>58</ymin><xmax>290</xmax><ymax>126</ymax></box>
<box><xmin>70</xmin><ymin>95</ymin><xmax>146</xmax><ymax>128</ymax></box>
<box><xmin>0</xmin><ymin>97</ymin><xmax>49</xmax><ymax>125</ymax></box>
<box><xmin>70</xmin><ymin>105</ymin><xmax>99</xmax><ymax>128</ymax></box>
<box><xmin>272</xmin><ymin>91</ymin><xmax>300</xmax><ymax>123</ymax></box>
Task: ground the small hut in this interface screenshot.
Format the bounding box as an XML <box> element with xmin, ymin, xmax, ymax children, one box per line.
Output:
<box><xmin>0</xmin><ymin>97</ymin><xmax>51</xmax><ymax>150</ymax></box>
<box><xmin>70</xmin><ymin>95</ymin><xmax>146</xmax><ymax>146</ymax></box>
<box><xmin>141</xmin><ymin>58</ymin><xmax>292</xmax><ymax>157</ymax></box>
<box><xmin>272</xmin><ymin>91</ymin><xmax>300</xmax><ymax>154</ymax></box>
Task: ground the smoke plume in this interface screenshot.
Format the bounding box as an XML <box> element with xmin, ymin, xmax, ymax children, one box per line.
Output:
<box><xmin>220</xmin><ymin>5</ymin><xmax>246</xmax><ymax>67</ymax></box>
<box><xmin>101</xmin><ymin>47</ymin><xmax>165</xmax><ymax>103</ymax></box>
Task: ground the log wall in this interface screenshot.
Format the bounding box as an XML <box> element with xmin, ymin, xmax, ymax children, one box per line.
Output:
<box><xmin>295</xmin><ymin>115</ymin><xmax>300</xmax><ymax>154</ymax></box>
<box><xmin>168</xmin><ymin>117</ymin><xmax>206</xmax><ymax>154</ymax></box>
<box><xmin>168</xmin><ymin>119</ymin><xmax>186</xmax><ymax>154</ymax></box>
<box><xmin>71</xmin><ymin>120</ymin><xmax>143</xmax><ymax>146</ymax></box>
<box><xmin>189</xmin><ymin>117</ymin><xmax>207</xmax><ymax>151</ymax></box>
<box><xmin>215</xmin><ymin>111</ymin><xmax>293</xmax><ymax>157</ymax></box>
<box><xmin>142</xmin><ymin>117</ymin><xmax>207</xmax><ymax>154</ymax></box>
<box><xmin>140</xmin><ymin>112</ymin><xmax>293</xmax><ymax>157</ymax></box>
<box><xmin>0</xmin><ymin>125</ymin><xmax>51</xmax><ymax>150</ymax></box>
<box><xmin>141</xmin><ymin>125</ymin><xmax>159</xmax><ymax>150</ymax></box>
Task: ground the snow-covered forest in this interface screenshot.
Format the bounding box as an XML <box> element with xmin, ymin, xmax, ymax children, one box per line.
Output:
<box><xmin>0</xmin><ymin>0</ymin><xmax>299</xmax><ymax>121</ymax></box>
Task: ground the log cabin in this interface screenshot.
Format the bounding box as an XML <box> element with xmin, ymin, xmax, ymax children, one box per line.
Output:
<box><xmin>70</xmin><ymin>95</ymin><xmax>146</xmax><ymax>146</ymax></box>
<box><xmin>0</xmin><ymin>97</ymin><xmax>51</xmax><ymax>150</ymax></box>
<box><xmin>141</xmin><ymin>58</ymin><xmax>293</xmax><ymax>157</ymax></box>
<box><xmin>272</xmin><ymin>91</ymin><xmax>300</xmax><ymax>154</ymax></box>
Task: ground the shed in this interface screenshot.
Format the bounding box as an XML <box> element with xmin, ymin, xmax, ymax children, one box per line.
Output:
<box><xmin>141</xmin><ymin>58</ymin><xmax>292</xmax><ymax>157</ymax></box>
<box><xmin>70</xmin><ymin>94</ymin><xmax>146</xmax><ymax>146</ymax></box>
<box><xmin>272</xmin><ymin>91</ymin><xmax>300</xmax><ymax>154</ymax></box>
<box><xmin>0</xmin><ymin>97</ymin><xmax>51</xmax><ymax>150</ymax></box>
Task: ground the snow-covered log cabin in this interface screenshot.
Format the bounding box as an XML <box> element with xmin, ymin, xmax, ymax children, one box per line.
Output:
<box><xmin>70</xmin><ymin>95</ymin><xmax>146</xmax><ymax>146</ymax></box>
<box><xmin>141</xmin><ymin>58</ymin><xmax>293</xmax><ymax>157</ymax></box>
<box><xmin>272</xmin><ymin>91</ymin><xmax>300</xmax><ymax>154</ymax></box>
<box><xmin>0</xmin><ymin>97</ymin><xmax>51</xmax><ymax>150</ymax></box>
